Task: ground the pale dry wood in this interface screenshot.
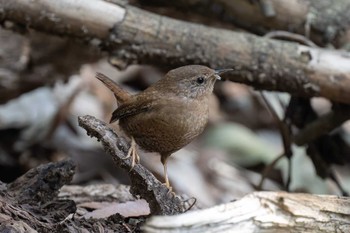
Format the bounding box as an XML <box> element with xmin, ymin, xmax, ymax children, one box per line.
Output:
<box><xmin>0</xmin><ymin>0</ymin><xmax>125</xmax><ymax>38</ymax></box>
<box><xmin>2</xmin><ymin>0</ymin><xmax>350</xmax><ymax>104</ymax></box>
<box><xmin>143</xmin><ymin>192</ymin><xmax>350</xmax><ymax>233</ymax></box>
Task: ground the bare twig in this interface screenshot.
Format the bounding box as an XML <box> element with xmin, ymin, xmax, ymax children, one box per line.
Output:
<box><xmin>264</xmin><ymin>30</ymin><xmax>318</xmax><ymax>47</ymax></box>
<box><xmin>286</xmin><ymin>97</ymin><xmax>350</xmax><ymax>195</ymax></box>
<box><xmin>257</xmin><ymin>153</ymin><xmax>284</xmax><ymax>190</ymax></box>
<box><xmin>258</xmin><ymin>92</ymin><xmax>292</xmax><ymax>191</ymax></box>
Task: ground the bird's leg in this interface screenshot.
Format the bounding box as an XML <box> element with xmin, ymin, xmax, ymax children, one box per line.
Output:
<box><xmin>123</xmin><ymin>137</ymin><xmax>140</xmax><ymax>169</ymax></box>
<box><xmin>164</xmin><ymin>161</ymin><xmax>170</xmax><ymax>190</ymax></box>
<box><xmin>161</xmin><ymin>154</ymin><xmax>172</xmax><ymax>192</ymax></box>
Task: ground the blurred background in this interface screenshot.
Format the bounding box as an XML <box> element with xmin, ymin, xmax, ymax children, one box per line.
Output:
<box><xmin>1</xmin><ymin>0</ymin><xmax>350</xmax><ymax>208</ymax></box>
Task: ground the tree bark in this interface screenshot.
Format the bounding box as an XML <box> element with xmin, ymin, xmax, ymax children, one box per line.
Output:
<box><xmin>150</xmin><ymin>0</ymin><xmax>350</xmax><ymax>46</ymax></box>
<box><xmin>213</xmin><ymin>0</ymin><xmax>350</xmax><ymax>46</ymax></box>
<box><xmin>2</xmin><ymin>0</ymin><xmax>350</xmax><ymax>104</ymax></box>
<box><xmin>0</xmin><ymin>160</ymin><xmax>76</xmax><ymax>232</ymax></box>
<box><xmin>143</xmin><ymin>191</ymin><xmax>350</xmax><ymax>233</ymax></box>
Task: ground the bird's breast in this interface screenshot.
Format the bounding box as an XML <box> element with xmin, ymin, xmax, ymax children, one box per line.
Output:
<box><xmin>119</xmin><ymin>98</ymin><xmax>209</xmax><ymax>154</ymax></box>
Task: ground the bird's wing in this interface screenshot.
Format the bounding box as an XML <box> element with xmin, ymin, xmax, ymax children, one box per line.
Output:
<box><xmin>110</xmin><ymin>95</ymin><xmax>156</xmax><ymax>123</ymax></box>
<box><xmin>95</xmin><ymin>72</ymin><xmax>130</xmax><ymax>104</ymax></box>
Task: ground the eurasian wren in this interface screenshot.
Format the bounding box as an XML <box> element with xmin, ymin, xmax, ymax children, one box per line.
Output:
<box><xmin>96</xmin><ymin>65</ymin><xmax>232</xmax><ymax>190</ymax></box>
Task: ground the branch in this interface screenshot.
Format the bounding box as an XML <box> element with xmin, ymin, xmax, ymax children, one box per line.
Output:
<box><xmin>143</xmin><ymin>192</ymin><xmax>350</xmax><ymax>232</ymax></box>
<box><xmin>219</xmin><ymin>0</ymin><xmax>350</xmax><ymax>45</ymax></box>
<box><xmin>293</xmin><ymin>105</ymin><xmax>350</xmax><ymax>146</ymax></box>
<box><xmin>77</xmin><ymin>115</ymin><xmax>185</xmax><ymax>215</ymax></box>
<box><xmin>2</xmin><ymin>0</ymin><xmax>350</xmax><ymax>104</ymax></box>
<box><xmin>0</xmin><ymin>0</ymin><xmax>125</xmax><ymax>38</ymax></box>
<box><xmin>152</xmin><ymin>0</ymin><xmax>350</xmax><ymax>46</ymax></box>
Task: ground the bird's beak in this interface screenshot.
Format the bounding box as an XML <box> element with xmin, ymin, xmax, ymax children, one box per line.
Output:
<box><xmin>214</xmin><ymin>68</ymin><xmax>234</xmax><ymax>80</ymax></box>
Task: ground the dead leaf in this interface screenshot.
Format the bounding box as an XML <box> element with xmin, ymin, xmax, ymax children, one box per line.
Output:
<box><xmin>80</xmin><ymin>199</ymin><xmax>150</xmax><ymax>219</ymax></box>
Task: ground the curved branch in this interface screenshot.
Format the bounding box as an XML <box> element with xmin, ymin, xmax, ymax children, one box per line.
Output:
<box><xmin>293</xmin><ymin>105</ymin><xmax>350</xmax><ymax>145</ymax></box>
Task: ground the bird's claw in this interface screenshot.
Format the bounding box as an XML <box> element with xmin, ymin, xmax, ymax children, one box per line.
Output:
<box><xmin>123</xmin><ymin>137</ymin><xmax>140</xmax><ymax>171</ymax></box>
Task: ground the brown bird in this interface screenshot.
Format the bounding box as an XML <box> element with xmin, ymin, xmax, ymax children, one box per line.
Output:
<box><xmin>96</xmin><ymin>65</ymin><xmax>232</xmax><ymax>190</ymax></box>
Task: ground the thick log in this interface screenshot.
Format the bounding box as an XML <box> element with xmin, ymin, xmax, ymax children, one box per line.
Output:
<box><xmin>143</xmin><ymin>192</ymin><xmax>350</xmax><ymax>233</ymax></box>
<box><xmin>2</xmin><ymin>0</ymin><xmax>350</xmax><ymax>103</ymax></box>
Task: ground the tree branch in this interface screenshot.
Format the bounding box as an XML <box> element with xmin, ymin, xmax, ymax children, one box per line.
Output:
<box><xmin>0</xmin><ymin>0</ymin><xmax>125</xmax><ymax>38</ymax></box>
<box><xmin>293</xmin><ymin>105</ymin><xmax>350</xmax><ymax>146</ymax></box>
<box><xmin>151</xmin><ymin>0</ymin><xmax>350</xmax><ymax>46</ymax></box>
<box><xmin>2</xmin><ymin>0</ymin><xmax>350</xmax><ymax>104</ymax></box>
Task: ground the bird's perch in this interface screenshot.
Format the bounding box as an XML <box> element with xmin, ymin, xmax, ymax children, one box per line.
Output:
<box><xmin>2</xmin><ymin>159</ymin><xmax>349</xmax><ymax>231</ymax></box>
<box><xmin>143</xmin><ymin>192</ymin><xmax>350</xmax><ymax>232</ymax></box>
<box><xmin>77</xmin><ymin>115</ymin><xmax>185</xmax><ymax>215</ymax></box>
<box><xmin>2</xmin><ymin>0</ymin><xmax>350</xmax><ymax>104</ymax></box>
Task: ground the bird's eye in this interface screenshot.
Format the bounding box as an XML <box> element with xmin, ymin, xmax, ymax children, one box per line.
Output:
<box><xmin>196</xmin><ymin>76</ymin><xmax>205</xmax><ymax>84</ymax></box>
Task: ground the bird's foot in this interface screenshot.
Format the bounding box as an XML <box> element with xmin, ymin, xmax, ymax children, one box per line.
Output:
<box><xmin>123</xmin><ymin>137</ymin><xmax>140</xmax><ymax>171</ymax></box>
<box><xmin>183</xmin><ymin>197</ymin><xmax>197</xmax><ymax>212</ymax></box>
<box><xmin>163</xmin><ymin>183</ymin><xmax>176</xmax><ymax>197</ymax></box>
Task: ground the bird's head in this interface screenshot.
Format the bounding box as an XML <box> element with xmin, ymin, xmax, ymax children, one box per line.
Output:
<box><xmin>160</xmin><ymin>65</ymin><xmax>233</xmax><ymax>99</ymax></box>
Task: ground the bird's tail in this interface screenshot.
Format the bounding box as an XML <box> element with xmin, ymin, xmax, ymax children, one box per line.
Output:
<box><xmin>95</xmin><ymin>72</ymin><xmax>130</xmax><ymax>104</ymax></box>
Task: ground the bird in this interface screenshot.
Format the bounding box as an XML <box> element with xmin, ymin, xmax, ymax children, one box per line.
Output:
<box><xmin>96</xmin><ymin>65</ymin><xmax>232</xmax><ymax>190</ymax></box>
